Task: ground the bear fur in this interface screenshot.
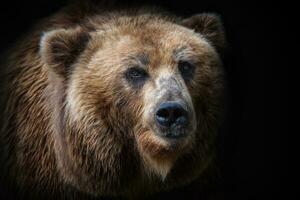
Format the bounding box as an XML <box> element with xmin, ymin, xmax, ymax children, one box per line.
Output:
<box><xmin>0</xmin><ymin>1</ymin><xmax>225</xmax><ymax>199</ymax></box>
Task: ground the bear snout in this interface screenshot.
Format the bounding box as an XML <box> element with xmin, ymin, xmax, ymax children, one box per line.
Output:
<box><xmin>155</xmin><ymin>101</ymin><xmax>190</xmax><ymax>138</ymax></box>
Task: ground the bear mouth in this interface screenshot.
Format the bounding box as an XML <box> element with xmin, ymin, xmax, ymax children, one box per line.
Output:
<box><xmin>137</xmin><ymin>127</ymin><xmax>194</xmax><ymax>157</ymax></box>
<box><xmin>155</xmin><ymin>124</ymin><xmax>190</xmax><ymax>139</ymax></box>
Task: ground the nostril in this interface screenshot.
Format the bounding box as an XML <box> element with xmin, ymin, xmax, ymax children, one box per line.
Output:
<box><xmin>156</xmin><ymin>108</ymin><xmax>171</xmax><ymax>127</ymax></box>
<box><xmin>173</xmin><ymin>108</ymin><xmax>184</xmax><ymax>119</ymax></box>
<box><xmin>156</xmin><ymin>108</ymin><xmax>170</xmax><ymax>119</ymax></box>
<box><xmin>175</xmin><ymin>116</ymin><xmax>188</xmax><ymax>127</ymax></box>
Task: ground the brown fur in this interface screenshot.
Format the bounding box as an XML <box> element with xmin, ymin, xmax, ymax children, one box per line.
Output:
<box><xmin>0</xmin><ymin>2</ymin><xmax>225</xmax><ymax>199</ymax></box>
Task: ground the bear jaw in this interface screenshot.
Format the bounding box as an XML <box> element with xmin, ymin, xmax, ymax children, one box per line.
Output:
<box><xmin>136</xmin><ymin>130</ymin><xmax>192</xmax><ymax>180</ymax></box>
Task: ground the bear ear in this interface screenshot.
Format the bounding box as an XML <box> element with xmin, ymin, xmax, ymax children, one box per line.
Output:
<box><xmin>40</xmin><ymin>28</ymin><xmax>90</xmax><ymax>77</ymax></box>
<box><xmin>181</xmin><ymin>13</ymin><xmax>225</xmax><ymax>52</ymax></box>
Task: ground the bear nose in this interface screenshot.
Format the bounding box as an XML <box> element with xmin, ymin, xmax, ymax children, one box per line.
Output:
<box><xmin>156</xmin><ymin>102</ymin><xmax>188</xmax><ymax>128</ymax></box>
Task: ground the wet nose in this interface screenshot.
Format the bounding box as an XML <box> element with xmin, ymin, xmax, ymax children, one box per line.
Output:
<box><xmin>156</xmin><ymin>102</ymin><xmax>188</xmax><ymax>128</ymax></box>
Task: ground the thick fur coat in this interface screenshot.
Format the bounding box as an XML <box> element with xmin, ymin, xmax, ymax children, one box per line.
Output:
<box><xmin>0</xmin><ymin>1</ymin><xmax>225</xmax><ymax>199</ymax></box>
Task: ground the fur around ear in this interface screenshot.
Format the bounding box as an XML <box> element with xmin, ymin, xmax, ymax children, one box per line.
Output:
<box><xmin>181</xmin><ymin>13</ymin><xmax>225</xmax><ymax>52</ymax></box>
<box><xmin>40</xmin><ymin>27</ymin><xmax>90</xmax><ymax>77</ymax></box>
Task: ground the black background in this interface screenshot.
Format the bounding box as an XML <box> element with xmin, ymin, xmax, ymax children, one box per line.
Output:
<box><xmin>0</xmin><ymin>0</ymin><xmax>287</xmax><ymax>199</ymax></box>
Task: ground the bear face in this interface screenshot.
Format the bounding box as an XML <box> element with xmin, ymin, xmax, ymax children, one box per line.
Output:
<box><xmin>39</xmin><ymin>11</ymin><xmax>225</xmax><ymax>197</ymax></box>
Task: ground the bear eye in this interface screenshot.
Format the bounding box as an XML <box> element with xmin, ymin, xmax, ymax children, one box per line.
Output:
<box><xmin>178</xmin><ymin>61</ymin><xmax>195</xmax><ymax>80</ymax></box>
<box><xmin>125</xmin><ymin>67</ymin><xmax>148</xmax><ymax>86</ymax></box>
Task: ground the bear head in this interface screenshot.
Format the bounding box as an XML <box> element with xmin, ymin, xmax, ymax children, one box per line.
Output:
<box><xmin>40</xmin><ymin>10</ymin><xmax>225</xmax><ymax>197</ymax></box>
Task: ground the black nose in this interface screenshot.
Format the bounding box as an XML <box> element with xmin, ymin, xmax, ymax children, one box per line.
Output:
<box><xmin>156</xmin><ymin>102</ymin><xmax>188</xmax><ymax>128</ymax></box>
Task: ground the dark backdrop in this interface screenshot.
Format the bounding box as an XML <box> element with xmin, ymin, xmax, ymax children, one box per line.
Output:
<box><xmin>0</xmin><ymin>0</ymin><xmax>286</xmax><ymax>199</ymax></box>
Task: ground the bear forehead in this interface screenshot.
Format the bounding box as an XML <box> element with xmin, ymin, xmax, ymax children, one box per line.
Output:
<box><xmin>89</xmin><ymin>21</ymin><xmax>214</xmax><ymax>68</ymax></box>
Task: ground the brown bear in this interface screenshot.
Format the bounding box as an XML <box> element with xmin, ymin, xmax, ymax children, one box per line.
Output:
<box><xmin>0</xmin><ymin>1</ymin><xmax>225</xmax><ymax>199</ymax></box>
